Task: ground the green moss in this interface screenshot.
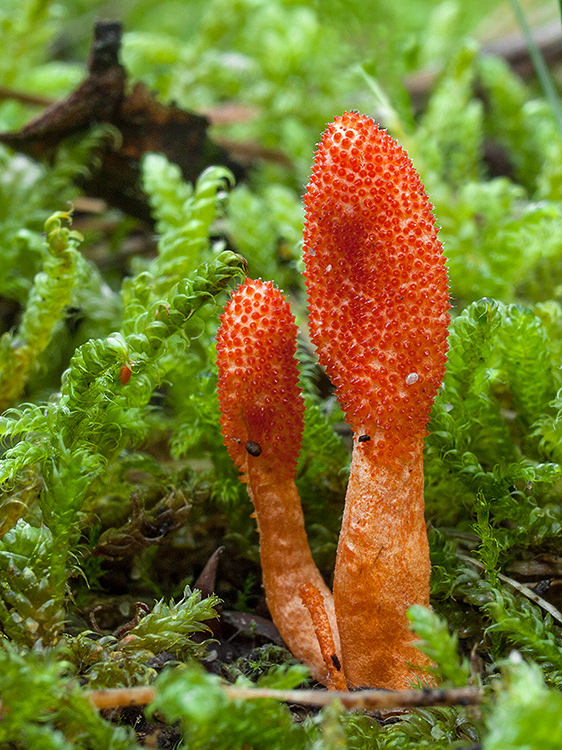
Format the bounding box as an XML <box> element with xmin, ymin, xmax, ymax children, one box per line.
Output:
<box><xmin>1</xmin><ymin>0</ymin><xmax>562</xmax><ymax>746</ymax></box>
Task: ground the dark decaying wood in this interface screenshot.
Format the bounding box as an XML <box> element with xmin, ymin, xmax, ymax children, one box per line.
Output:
<box><xmin>0</xmin><ymin>21</ymin><xmax>244</xmax><ymax>223</ymax></box>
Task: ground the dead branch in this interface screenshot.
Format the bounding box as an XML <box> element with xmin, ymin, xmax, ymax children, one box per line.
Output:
<box><xmin>88</xmin><ymin>683</ymin><xmax>483</xmax><ymax>711</ymax></box>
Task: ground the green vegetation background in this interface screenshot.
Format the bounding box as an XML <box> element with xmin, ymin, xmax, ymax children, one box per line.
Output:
<box><xmin>2</xmin><ymin>0</ymin><xmax>562</xmax><ymax>747</ymax></box>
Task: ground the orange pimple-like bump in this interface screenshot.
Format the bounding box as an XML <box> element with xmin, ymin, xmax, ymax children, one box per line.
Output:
<box><xmin>216</xmin><ymin>278</ymin><xmax>304</xmax><ymax>480</ymax></box>
<box><xmin>303</xmin><ymin>113</ymin><xmax>450</xmax><ymax>463</ymax></box>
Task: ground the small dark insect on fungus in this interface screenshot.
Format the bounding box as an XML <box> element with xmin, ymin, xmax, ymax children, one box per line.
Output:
<box><xmin>245</xmin><ymin>441</ymin><xmax>262</xmax><ymax>456</ymax></box>
<box><xmin>358</xmin><ymin>434</ymin><xmax>371</xmax><ymax>443</ymax></box>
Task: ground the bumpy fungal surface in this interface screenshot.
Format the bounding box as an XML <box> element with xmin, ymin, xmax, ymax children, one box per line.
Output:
<box><xmin>216</xmin><ymin>278</ymin><xmax>304</xmax><ymax>480</ymax></box>
<box><xmin>216</xmin><ymin>278</ymin><xmax>341</xmax><ymax>685</ymax></box>
<box><xmin>303</xmin><ymin>112</ymin><xmax>450</xmax><ymax>689</ymax></box>
<box><xmin>303</xmin><ymin>112</ymin><xmax>450</xmax><ymax>463</ymax></box>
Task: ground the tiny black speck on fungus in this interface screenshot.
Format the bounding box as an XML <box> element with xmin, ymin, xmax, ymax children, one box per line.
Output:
<box><xmin>245</xmin><ymin>441</ymin><xmax>262</xmax><ymax>456</ymax></box>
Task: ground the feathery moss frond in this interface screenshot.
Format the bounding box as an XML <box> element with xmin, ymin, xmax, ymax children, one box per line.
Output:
<box><xmin>0</xmin><ymin>210</ymin><xmax>83</xmax><ymax>411</ymax></box>
<box><xmin>135</xmin><ymin>157</ymin><xmax>234</xmax><ymax>294</ymax></box>
<box><xmin>498</xmin><ymin>304</ymin><xmax>559</xmax><ymax>430</ymax></box>
<box><xmin>65</xmin><ymin>587</ymin><xmax>220</xmax><ymax>689</ymax></box>
<box><xmin>484</xmin><ymin>585</ymin><xmax>562</xmax><ymax>688</ymax></box>
<box><xmin>485</xmin><ymin>659</ymin><xmax>562</xmax><ymax>749</ymax></box>
<box><xmin>426</xmin><ymin>298</ymin><xmax>562</xmax><ymax>559</ymax></box>
<box><xmin>0</xmin><ymin>521</ymin><xmax>64</xmax><ymax>647</ymax></box>
<box><xmin>121</xmin><ymin>587</ymin><xmax>219</xmax><ymax>656</ymax></box>
<box><xmin>0</xmin><ymin>642</ymin><xmax>137</xmax><ymax>749</ymax></box>
<box><xmin>409</xmin><ymin>606</ymin><xmax>471</xmax><ymax>687</ymax></box>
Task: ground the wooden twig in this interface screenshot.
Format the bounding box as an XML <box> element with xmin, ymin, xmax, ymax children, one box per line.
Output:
<box><xmin>0</xmin><ymin>86</ymin><xmax>54</xmax><ymax>108</ymax></box>
<box><xmin>88</xmin><ymin>683</ymin><xmax>483</xmax><ymax>711</ymax></box>
<box><xmin>407</xmin><ymin>20</ymin><xmax>562</xmax><ymax>102</ymax></box>
<box><xmin>90</xmin><ymin>686</ymin><xmax>156</xmax><ymax>710</ymax></box>
<box><xmin>483</xmin><ymin>20</ymin><xmax>562</xmax><ymax>74</ymax></box>
<box><xmin>226</xmin><ymin>684</ymin><xmax>482</xmax><ymax>710</ymax></box>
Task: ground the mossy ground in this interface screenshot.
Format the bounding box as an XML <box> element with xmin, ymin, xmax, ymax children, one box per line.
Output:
<box><xmin>1</xmin><ymin>1</ymin><xmax>562</xmax><ymax>747</ymax></box>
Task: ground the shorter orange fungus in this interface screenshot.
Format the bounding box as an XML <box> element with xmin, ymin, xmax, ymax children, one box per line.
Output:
<box><xmin>216</xmin><ymin>278</ymin><xmax>341</xmax><ymax>685</ymax></box>
<box><xmin>217</xmin><ymin>278</ymin><xmax>303</xmax><ymax>480</ymax></box>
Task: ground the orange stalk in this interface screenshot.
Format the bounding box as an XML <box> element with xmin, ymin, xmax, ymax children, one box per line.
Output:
<box><xmin>299</xmin><ymin>583</ymin><xmax>347</xmax><ymax>691</ymax></box>
<box><xmin>216</xmin><ymin>278</ymin><xmax>341</xmax><ymax>684</ymax></box>
<box><xmin>303</xmin><ymin>112</ymin><xmax>450</xmax><ymax>688</ymax></box>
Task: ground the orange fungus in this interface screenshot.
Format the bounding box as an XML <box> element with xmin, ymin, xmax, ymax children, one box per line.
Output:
<box><xmin>217</xmin><ymin>278</ymin><xmax>304</xmax><ymax>481</ymax></box>
<box><xmin>303</xmin><ymin>111</ymin><xmax>450</xmax><ymax>464</ymax></box>
<box><xmin>216</xmin><ymin>278</ymin><xmax>341</xmax><ymax>685</ymax></box>
<box><xmin>303</xmin><ymin>112</ymin><xmax>450</xmax><ymax>689</ymax></box>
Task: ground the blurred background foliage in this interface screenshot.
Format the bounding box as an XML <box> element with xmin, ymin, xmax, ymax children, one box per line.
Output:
<box><xmin>1</xmin><ymin>0</ymin><xmax>562</xmax><ymax>747</ymax></box>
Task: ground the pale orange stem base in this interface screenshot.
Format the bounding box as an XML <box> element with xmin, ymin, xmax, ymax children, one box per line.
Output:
<box><xmin>333</xmin><ymin>441</ymin><xmax>431</xmax><ymax>689</ymax></box>
<box><xmin>247</xmin><ymin>469</ymin><xmax>342</xmax><ymax>685</ymax></box>
<box><xmin>299</xmin><ymin>583</ymin><xmax>348</xmax><ymax>691</ymax></box>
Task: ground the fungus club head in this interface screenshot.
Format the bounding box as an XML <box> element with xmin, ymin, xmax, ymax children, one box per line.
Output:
<box><xmin>216</xmin><ymin>278</ymin><xmax>304</xmax><ymax>481</ymax></box>
<box><xmin>303</xmin><ymin>112</ymin><xmax>450</xmax><ymax>463</ymax></box>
